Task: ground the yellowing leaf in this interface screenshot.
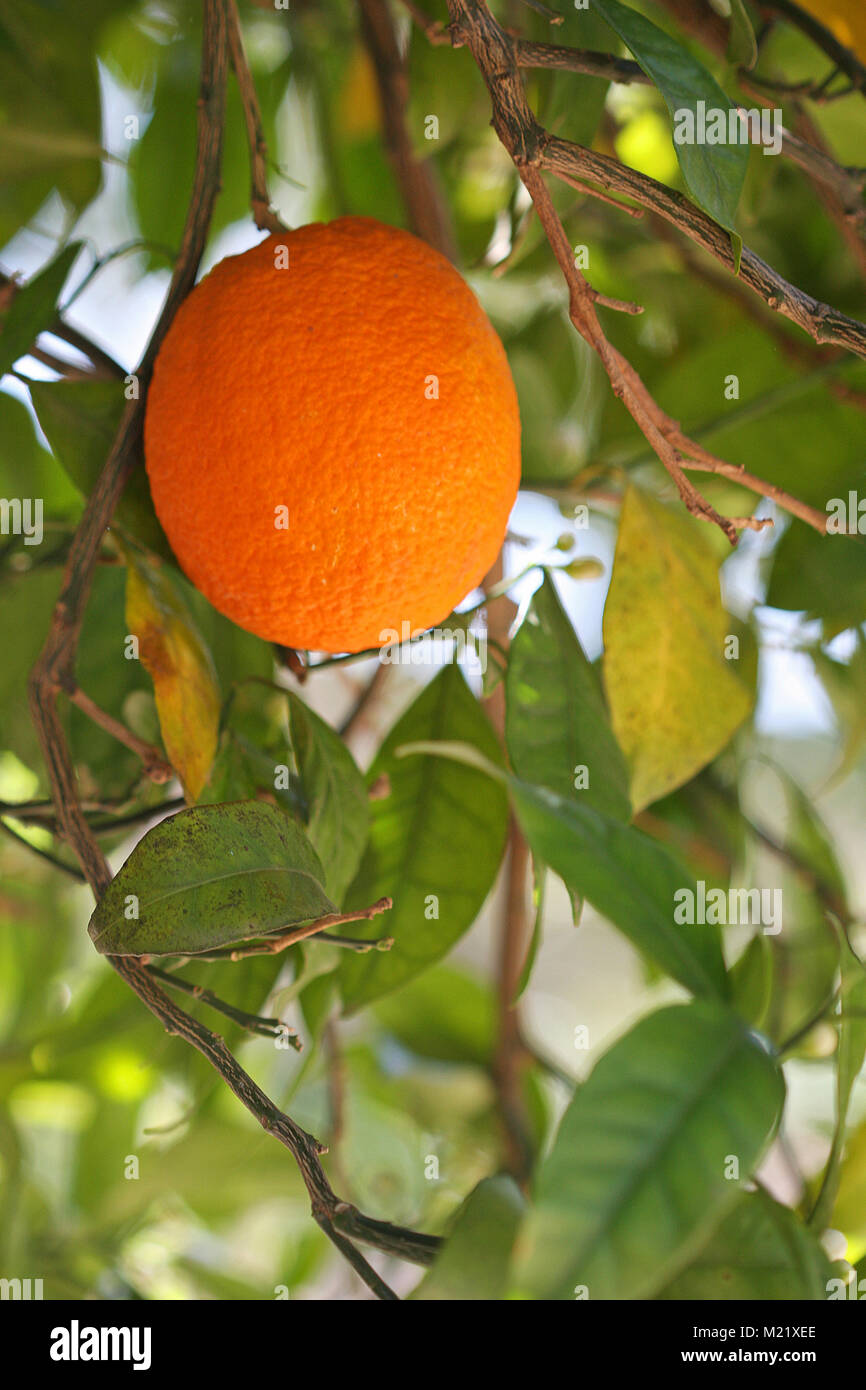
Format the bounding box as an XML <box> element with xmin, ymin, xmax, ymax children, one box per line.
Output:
<box><xmin>832</xmin><ymin>1118</ymin><xmax>866</xmax><ymax>1262</ymax></box>
<box><xmin>124</xmin><ymin>548</ymin><xmax>220</xmax><ymax>800</ymax></box>
<box><xmin>603</xmin><ymin>487</ymin><xmax>751</xmax><ymax>812</ymax></box>
<box><xmin>339</xmin><ymin>44</ymin><xmax>380</xmax><ymax>138</ymax></box>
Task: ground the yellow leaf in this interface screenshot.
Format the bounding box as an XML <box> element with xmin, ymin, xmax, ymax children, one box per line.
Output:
<box><xmin>339</xmin><ymin>44</ymin><xmax>380</xmax><ymax>139</ymax></box>
<box><xmin>832</xmin><ymin>1118</ymin><xmax>866</xmax><ymax>1263</ymax></box>
<box><xmin>602</xmin><ymin>486</ymin><xmax>752</xmax><ymax>812</ymax></box>
<box><xmin>124</xmin><ymin>548</ymin><xmax>220</xmax><ymax>800</ymax></box>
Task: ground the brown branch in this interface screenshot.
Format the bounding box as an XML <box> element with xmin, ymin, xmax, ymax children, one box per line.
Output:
<box><xmin>652</xmin><ymin>216</ymin><xmax>866</xmax><ymax>416</ymax></box>
<box><xmin>173</xmin><ymin>896</ymin><xmax>394</xmax><ymax>962</ymax></box>
<box><xmin>537</xmin><ymin>133</ymin><xmax>866</xmax><ymax>360</ymax></box>
<box><xmin>145</xmin><ymin>963</ymin><xmax>303</xmax><ymax>1047</ymax></box>
<box><xmin>226</xmin><ymin>0</ymin><xmax>287</xmax><ymax>233</ymax></box>
<box><xmin>359</xmin><ymin>0</ymin><xmax>458</xmax><ymax>261</ymax></box>
<box><xmin>441</xmin><ymin>0</ymin><xmax>862</xmax><ymax>542</ymax></box>
<box><xmin>25</xmin><ymin>0</ymin><xmax>435</xmax><ymax>1300</ymax></box>
<box><xmin>525</xmin><ymin>162</ymin><xmax>761</xmax><ymax>540</ymax></box>
<box><xmin>66</xmin><ymin>685</ymin><xmax>174</xmax><ymax>782</ymax></box>
<box><xmin>514</xmin><ymin>39</ymin><xmax>866</xmax><ymax>224</ymax></box>
<box><xmin>0</xmin><ymin>267</ymin><xmax>126</xmax><ymax>380</ymax></box>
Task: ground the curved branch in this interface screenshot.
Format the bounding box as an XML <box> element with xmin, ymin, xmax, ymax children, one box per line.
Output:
<box><xmin>26</xmin><ymin>0</ymin><xmax>436</xmax><ymax>1301</ymax></box>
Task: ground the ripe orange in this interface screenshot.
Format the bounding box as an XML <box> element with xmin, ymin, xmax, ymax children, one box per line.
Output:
<box><xmin>144</xmin><ymin>217</ymin><xmax>521</xmax><ymax>654</ymax></box>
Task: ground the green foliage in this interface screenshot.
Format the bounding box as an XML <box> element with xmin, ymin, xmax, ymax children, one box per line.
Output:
<box><xmin>88</xmin><ymin>802</ymin><xmax>335</xmax><ymax>956</ymax></box>
<box><xmin>506</xmin><ymin>572</ymin><xmax>631</xmax><ymax>820</ymax></box>
<box><xmin>1</xmin><ymin>0</ymin><xmax>864</xmax><ymax>1305</ymax></box>
<box><xmin>592</xmin><ymin>0</ymin><xmax>748</xmax><ymax>237</ymax></box>
<box><xmin>518</xmin><ymin>1002</ymin><xmax>784</xmax><ymax>1299</ymax></box>
<box><xmin>340</xmin><ymin>664</ymin><xmax>509</xmax><ymax>1013</ymax></box>
<box><xmin>413</xmin><ymin>1176</ymin><xmax>524</xmax><ymax>1301</ymax></box>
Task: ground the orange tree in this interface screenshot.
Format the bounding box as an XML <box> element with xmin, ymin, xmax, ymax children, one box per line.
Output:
<box><xmin>1</xmin><ymin>0</ymin><xmax>866</xmax><ymax>1301</ymax></box>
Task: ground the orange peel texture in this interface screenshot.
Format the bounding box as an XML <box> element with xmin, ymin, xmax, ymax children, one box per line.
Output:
<box><xmin>144</xmin><ymin>217</ymin><xmax>521</xmax><ymax>653</ymax></box>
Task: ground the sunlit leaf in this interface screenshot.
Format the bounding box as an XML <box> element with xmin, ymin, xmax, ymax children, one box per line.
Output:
<box><xmin>603</xmin><ymin>486</ymin><xmax>752</xmax><ymax>811</ymax></box>
<box><xmin>124</xmin><ymin>546</ymin><xmax>220</xmax><ymax>800</ymax></box>
<box><xmin>517</xmin><ymin>1001</ymin><xmax>783</xmax><ymax>1299</ymax></box>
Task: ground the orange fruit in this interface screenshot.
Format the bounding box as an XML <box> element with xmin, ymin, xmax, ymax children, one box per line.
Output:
<box><xmin>144</xmin><ymin>217</ymin><xmax>521</xmax><ymax>654</ymax></box>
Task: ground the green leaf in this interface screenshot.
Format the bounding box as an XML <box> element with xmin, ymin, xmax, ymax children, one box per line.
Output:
<box><xmin>87</xmin><ymin>801</ymin><xmax>336</xmax><ymax>956</ymax></box>
<box><xmin>727</xmin><ymin>0</ymin><xmax>758</xmax><ymax>71</ymax></box>
<box><xmin>0</xmin><ymin>243</ymin><xmax>81</xmax><ymax>378</ymax></box>
<box><xmin>339</xmin><ymin>665</ymin><xmax>509</xmax><ymax>1013</ymax></box>
<box><xmin>28</xmin><ymin>379</ymin><xmax>172</xmax><ymax>560</ymax></box>
<box><xmin>0</xmin><ymin>390</ymin><xmax>80</xmax><ymax>514</ymax></box>
<box><xmin>393</xmin><ymin>739</ymin><xmax>727</xmax><ymax>999</ymax></box>
<box><xmin>285</xmin><ymin>691</ymin><xmax>369</xmax><ymax>907</ymax></box>
<box><xmin>413</xmin><ymin>1176</ymin><xmax>525</xmax><ymax>1301</ymax></box>
<box><xmin>603</xmin><ymin>486</ymin><xmax>752</xmax><ymax>811</ymax></box>
<box><xmin>730</xmin><ymin>935</ymin><xmax>773</xmax><ymax>1030</ymax></box>
<box><xmin>517</xmin><ymin>1001</ymin><xmax>784</xmax><ymax>1299</ymax></box>
<box><xmin>592</xmin><ymin>0</ymin><xmax>748</xmax><ymax>233</ymax></box>
<box><xmin>832</xmin><ymin>1118</ymin><xmax>866</xmax><ymax>1258</ymax></box>
<box><xmin>510</xmin><ymin>779</ymin><xmax>728</xmax><ymax>999</ymax></box>
<box><xmin>506</xmin><ymin>572</ymin><xmax>630</xmax><ymax>820</ymax></box>
<box><xmin>657</xmin><ymin>1192</ymin><xmax>835</xmax><ymax>1300</ymax></box>
<box><xmin>0</xmin><ymin>0</ymin><xmax>111</xmax><ymax>238</ymax></box>
<box><xmin>374</xmin><ymin>964</ymin><xmax>495</xmax><ymax>1066</ymax></box>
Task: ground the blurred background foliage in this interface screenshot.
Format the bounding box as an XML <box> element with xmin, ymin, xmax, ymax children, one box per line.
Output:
<box><xmin>1</xmin><ymin>0</ymin><xmax>866</xmax><ymax>1298</ymax></box>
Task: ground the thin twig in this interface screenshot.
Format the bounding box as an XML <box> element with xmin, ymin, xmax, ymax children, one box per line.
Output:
<box><xmin>181</xmin><ymin>897</ymin><xmax>394</xmax><ymax>962</ymax></box>
<box><xmin>359</xmin><ymin>0</ymin><xmax>458</xmax><ymax>260</ymax></box>
<box><xmin>0</xmin><ymin>817</ymin><xmax>86</xmax><ymax>881</ymax></box>
<box><xmin>761</xmin><ymin>0</ymin><xmax>866</xmax><ymax>95</ymax></box>
<box><xmin>25</xmin><ymin>0</ymin><xmax>433</xmax><ymax>1298</ymax></box>
<box><xmin>226</xmin><ymin>0</ymin><xmax>286</xmax><ymax>233</ymax></box>
<box><xmin>145</xmin><ymin>963</ymin><xmax>303</xmax><ymax>1048</ymax></box>
<box><xmin>339</xmin><ymin>662</ymin><xmax>389</xmax><ymax>738</ymax></box>
<box><xmin>66</xmin><ymin>685</ymin><xmax>174</xmax><ymax>782</ymax></box>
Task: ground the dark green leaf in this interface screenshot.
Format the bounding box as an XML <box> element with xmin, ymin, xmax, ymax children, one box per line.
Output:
<box><xmin>592</xmin><ymin>0</ymin><xmax>748</xmax><ymax>233</ymax></box>
<box><xmin>506</xmin><ymin>572</ymin><xmax>630</xmax><ymax>820</ymax></box>
<box><xmin>88</xmin><ymin>801</ymin><xmax>335</xmax><ymax>956</ymax></box>
<box><xmin>0</xmin><ymin>243</ymin><xmax>81</xmax><ymax>378</ymax></box>
<box><xmin>29</xmin><ymin>379</ymin><xmax>172</xmax><ymax>560</ymax></box>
